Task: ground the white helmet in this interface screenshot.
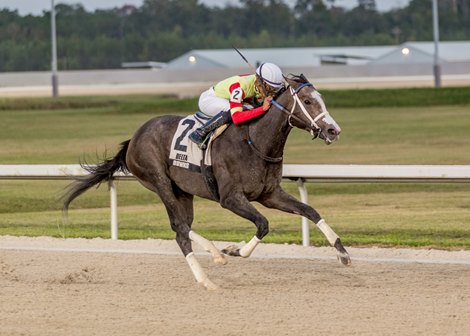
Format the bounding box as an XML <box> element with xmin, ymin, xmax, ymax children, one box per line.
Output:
<box><xmin>256</xmin><ymin>63</ymin><xmax>284</xmax><ymax>89</ymax></box>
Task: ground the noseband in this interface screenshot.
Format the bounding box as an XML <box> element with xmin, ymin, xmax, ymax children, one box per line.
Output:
<box><xmin>272</xmin><ymin>82</ymin><xmax>329</xmax><ymax>139</ymax></box>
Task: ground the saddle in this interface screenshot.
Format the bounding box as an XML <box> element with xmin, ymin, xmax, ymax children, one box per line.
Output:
<box><xmin>169</xmin><ymin>112</ymin><xmax>229</xmax><ymax>200</ymax></box>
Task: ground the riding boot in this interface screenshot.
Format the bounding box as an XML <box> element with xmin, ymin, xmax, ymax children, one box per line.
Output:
<box><xmin>189</xmin><ymin>110</ymin><xmax>232</xmax><ymax>149</ymax></box>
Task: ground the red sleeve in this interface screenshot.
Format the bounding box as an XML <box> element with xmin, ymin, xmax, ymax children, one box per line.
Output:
<box><xmin>231</xmin><ymin>106</ymin><xmax>265</xmax><ymax>124</ymax></box>
<box><xmin>228</xmin><ymin>81</ymin><xmax>266</xmax><ymax>124</ymax></box>
<box><xmin>228</xmin><ymin>82</ymin><xmax>244</xmax><ymax>115</ymax></box>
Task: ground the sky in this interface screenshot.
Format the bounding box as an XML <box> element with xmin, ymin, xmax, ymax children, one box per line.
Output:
<box><xmin>1</xmin><ymin>0</ymin><xmax>411</xmax><ymax>16</ymax></box>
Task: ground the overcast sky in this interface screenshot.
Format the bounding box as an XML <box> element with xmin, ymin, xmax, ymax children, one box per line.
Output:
<box><xmin>1</xmin><ymin>0</ymin><xmax>410</xmax><ymax>16</ymax></box>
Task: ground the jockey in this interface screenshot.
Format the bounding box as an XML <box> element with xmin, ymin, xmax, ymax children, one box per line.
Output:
<box><xmin>189</xmin><ymin>62</ymin><xmax>284</xmax><ymax>149</ymax></box>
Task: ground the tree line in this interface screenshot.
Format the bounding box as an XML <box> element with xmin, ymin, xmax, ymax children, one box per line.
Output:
<box><xmin>1</xmin><ymin>0</ymin><xmax>469</xmax><ymax>72</ymax></box>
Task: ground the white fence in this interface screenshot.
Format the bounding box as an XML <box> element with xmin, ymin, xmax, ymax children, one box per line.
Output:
<box><xmin>1</xmin><ymin>164</ymin><xmax>470</xmax><ymax>246</ymax></box>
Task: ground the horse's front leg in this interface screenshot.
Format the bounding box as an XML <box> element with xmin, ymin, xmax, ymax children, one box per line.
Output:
<box><xmin>219</xmin><ymin>192</ymin><xmax>269</xmax><ymax>258</ymax></box>
<box><xmin>258</xmin><ymin>188</ymin><xmax>351</xmax><ymax>265</ymax></box>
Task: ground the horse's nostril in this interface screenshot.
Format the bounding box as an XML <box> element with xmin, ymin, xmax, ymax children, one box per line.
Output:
<box><xmin>327</xmin><ymin>128</ymin><xmax>338</xmax><ymax>136</ymax></box>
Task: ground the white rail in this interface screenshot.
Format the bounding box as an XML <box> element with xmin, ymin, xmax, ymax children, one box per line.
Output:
<box><xmin>283</xmin><ymin>164</ymin><xmax>470</xmax><ymax>246</ymax></box>
<box><xmin>1</xmin><ymin>164</ymin><xmax>470</xmax><ymax>245</ymax></box>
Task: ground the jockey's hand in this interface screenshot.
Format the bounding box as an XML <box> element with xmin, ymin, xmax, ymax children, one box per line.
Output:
<box><xmin>262</xmin><ymin>96</ymin><xmax>273</xmax><ymax>111</ymax></box>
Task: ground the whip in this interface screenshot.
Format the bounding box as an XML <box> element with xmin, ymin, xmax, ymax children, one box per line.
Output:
<box><xmin>232</xmin><ymin>45</ymin><xmax>270</xmax><ymax>97</ymax></box>
<box><xmin>232</xmin><ymin>45</ymin><xmax>256</xmax><ymax>71</ymax></box>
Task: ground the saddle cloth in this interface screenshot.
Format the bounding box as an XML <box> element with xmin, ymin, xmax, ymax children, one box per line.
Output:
<box><xmin>169</xmin><ymin>113</ymin><xmax>228</xmax><ymax>172</ymax></box>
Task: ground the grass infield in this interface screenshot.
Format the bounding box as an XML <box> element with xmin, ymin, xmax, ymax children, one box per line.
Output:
<box><xmin>1</xmin><ymin>87</ymin><xmax>470</xmax><ymax>249</ymax></box>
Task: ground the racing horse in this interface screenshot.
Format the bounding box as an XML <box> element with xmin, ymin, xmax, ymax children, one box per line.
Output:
<box><xmin>63</xmin><ymin>74</ymin><xmax>351</xmax><ymax>290</ymax></box>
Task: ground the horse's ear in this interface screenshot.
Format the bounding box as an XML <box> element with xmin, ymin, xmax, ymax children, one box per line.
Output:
<box><xmin>284</xmin><ymin>74</ymin><xmax>295</xmax><ymax>87</ymax></box>
<box><xmin>283</xmin><ymin>74</ymin><xmax>289</xmax><ymax>86</ymax></box>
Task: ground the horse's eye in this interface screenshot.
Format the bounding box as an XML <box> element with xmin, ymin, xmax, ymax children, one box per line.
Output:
<box><xmin>304</xmin><ymin>100</ymin><xmax>311</xmax><ymax>105</ymax></box>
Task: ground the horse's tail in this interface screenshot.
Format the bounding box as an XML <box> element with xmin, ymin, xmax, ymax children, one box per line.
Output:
<box><xmin>62</xmin><ymin>140</ymin><xmax>130</xmax><ymax>211</ymax></box>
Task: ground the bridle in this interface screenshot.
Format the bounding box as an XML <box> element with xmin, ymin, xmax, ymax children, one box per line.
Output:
<box><xmin>272</xmin><ymin>82</ymin><xmax>329</xmax><ymax>139</ymax></box>
<box><xmin>245</xmin><ymin>79</ymin><xmax>331</xmax><ymax>163</ymax></box>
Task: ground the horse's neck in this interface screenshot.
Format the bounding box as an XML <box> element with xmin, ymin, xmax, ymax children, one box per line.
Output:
<box><xmin>247</xmin><ymin>94</ymin><xmax>292</xmax><ymax>157</ymax></box>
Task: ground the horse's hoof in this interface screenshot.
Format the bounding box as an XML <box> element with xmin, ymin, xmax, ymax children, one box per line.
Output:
<box><xmin>200</xmin><ymin>279</ymin><xmax>218</xmax><ymax>291</ymax></box>
<box><xmin>337</xmin><ymin>252</ymin><xmax>352</xmax><ymax>266</ymax></box>
<box><xmin>221</xmin><ymin>244</ymin><xmax>241</xmax><ymax>257</ymax></box>
<box><xmin>213</xmin><ymin>254</ymin><xmax>228</xmax><ymax>265</ymax></box>
<box><xmin>334</xmin><ymin>239</ymin><xmax>351</xmax><ymax>266</ymax></box>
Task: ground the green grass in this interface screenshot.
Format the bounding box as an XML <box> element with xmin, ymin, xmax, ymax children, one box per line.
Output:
<box><xmin>1</xmin><ymin>180</ymin><xmax>469</xmax><ymax>249</ymax></box>
<box><xmin>323</xmin><ymin>86</ymin><xmax>470</xmax><ymax>108</ymax></box>
<box><xmin>1</xmin><ymin>88</ymin><xmax>470</xmax><ymax>249</ymax></box>
<box><xmin>2</xmin><ymin>102</ymin><xmax>470</xmax><ymax>165</ymax></box>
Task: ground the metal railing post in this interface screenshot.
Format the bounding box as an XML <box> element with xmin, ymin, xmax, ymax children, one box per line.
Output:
<box><xmin>109</xmin><ymin>179</ymin><xmax>118</xmax><ymax>240</ymax></box>
<box><xmin>296</xmin><ymin>178</ymin><xmax>310</xmax><ymax>247</ymax></box>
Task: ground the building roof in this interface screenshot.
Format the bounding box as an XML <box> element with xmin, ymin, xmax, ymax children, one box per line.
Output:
<box><xmin>406</xmin><ymin>41</ymin><xmax>470</xmax><ymax>62</ymax></box>
<box><xmin>166</xmin><ymin>46</ymin><xmax>395</xmax><ymax>69</ymax></box>
<box><xmin>371</xmin><ymin>41</ymin><xmax>470</xmax><ymax>64</ymax></box>
<box><xmin>166</xmin><ymin>41</ymin><xmax>470</xmax><ymax>70</ymax></box>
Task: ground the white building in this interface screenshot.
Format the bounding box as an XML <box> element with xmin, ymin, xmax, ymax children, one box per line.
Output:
<box><xmin>371</xmin><ymin>41</ymin><xmax>470</xmax><ymax>64</ymax></box>
<box><xmin>166</xmin><ymin>41</ymin><xmax>470</xmax><ymax>70</ymax></box>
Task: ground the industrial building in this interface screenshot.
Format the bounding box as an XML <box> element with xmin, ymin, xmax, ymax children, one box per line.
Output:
<box><xmin>165</xmin><ymin>41</ymin><xmax>470</xmax><ymax>69</ymax></box>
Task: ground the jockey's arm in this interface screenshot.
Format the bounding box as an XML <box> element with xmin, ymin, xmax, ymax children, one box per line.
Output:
<box><xmin>228</xmin><ymin>83</ymin><xmax>272</xmax><ymax>124</ymax></box>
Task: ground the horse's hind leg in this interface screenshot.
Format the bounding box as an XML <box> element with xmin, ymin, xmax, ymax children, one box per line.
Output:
<box><xmin>166</xmin><ymin>192</ymin><xmax>222</xmax><ymax>290</ymax></box>
<box><xmin>169</xmin><ymin>187</ymin><xmax>226</xmax><ymax>265</ymax></box>
<box><xmin>160</xmin><ymin>181</ymin><xmax>226</xmax><ymax>289</ymax></box>
<box><xmin>136</xmin><ymin>174</ymin><xmax>220</xmax><ymax>289</ymax></box>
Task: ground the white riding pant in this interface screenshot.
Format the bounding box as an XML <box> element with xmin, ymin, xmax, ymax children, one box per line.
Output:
<box><xmin>198</xmin><ymin>87</ymin><xmax>254</xmax><ymax>117</ymax></box>
<box><xmin>198</xmin><ymin>87</ymin><xmax>230</xmax><ymax>117</ymax></box>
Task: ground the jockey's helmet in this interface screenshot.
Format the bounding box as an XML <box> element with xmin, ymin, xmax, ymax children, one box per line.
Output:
<box><xmin>256</xmin><ymin>63</ymin><xmax>284</xmax><ymax>95</ymax></box>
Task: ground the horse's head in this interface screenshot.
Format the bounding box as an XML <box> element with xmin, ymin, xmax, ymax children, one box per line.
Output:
<box><xmin>277</xmin><ymin>74</ymin><xmax>341</xmax><ymax>145</ymax></box>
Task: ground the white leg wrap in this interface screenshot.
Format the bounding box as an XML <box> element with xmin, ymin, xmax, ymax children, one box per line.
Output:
<box><xmin>316</xmin><ymin>219</ymin><xmax>340</xmax><ymax>246</ymax></box>
<box><xmin>239</xmin><ymin>236</ymin><xmax>261</xmax><ymax>258</ymax></box>
<box><xmin>189</xmin><ymin>230</ymin><xmax>227</xmax><ymax>265</ymax></box>
<box><xmin>189</xmin><ymin>230</ymin><xmax>217</xmax><ymax>254</ymax></box>
<box><xmin>185</xmin><ymin>252</ymin><xmax>207</xmax><ymax>282</ymax></box>
<box><xmin>185</xmin><ymin>252</ymin><xmax>217</xmax><ymax>290</ymax></box>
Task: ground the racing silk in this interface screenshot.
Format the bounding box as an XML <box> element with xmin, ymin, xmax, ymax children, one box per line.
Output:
<box><xmin>213</xmin><ymin>74</ymin><xmax>265</xmax><ymax>124</ymax></box>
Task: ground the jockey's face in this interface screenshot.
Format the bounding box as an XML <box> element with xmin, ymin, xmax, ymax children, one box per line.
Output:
<box><xmin>255</xmin><ymin>76</ymin><xmax>282</xmax><ymax>98</ymax></box>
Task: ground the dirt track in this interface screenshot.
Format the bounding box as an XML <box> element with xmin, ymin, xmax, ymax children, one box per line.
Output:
<box><xmin>1</xmin><ymin>236</ymin><xmax>469</xmax><ymax>336</ymax></box>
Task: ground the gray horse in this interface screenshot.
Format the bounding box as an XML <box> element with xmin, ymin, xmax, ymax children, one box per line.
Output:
<box><xmin>63</xmin><ymin>74</ymin><xmax>351</xmax><ymax>290</ymax></box>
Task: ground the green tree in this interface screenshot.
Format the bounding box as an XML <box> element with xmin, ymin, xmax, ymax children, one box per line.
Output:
<box><xmin>0</xmin><ymin>0</ymin><xmax>469</xmax><ymax>71</ymax></box>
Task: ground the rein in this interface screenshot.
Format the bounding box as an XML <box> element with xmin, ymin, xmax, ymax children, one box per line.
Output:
<box><xmin>245</xmin><ymin>133</ymin><xmax>283</xmax><ymax>163</ymax></box>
